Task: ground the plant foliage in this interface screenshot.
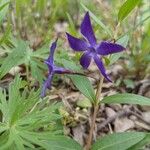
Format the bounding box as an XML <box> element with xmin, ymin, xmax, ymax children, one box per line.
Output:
<box><xmin>0</xmin><ymin>76</ymin><xmax>82</xmax><ymax>150</ymax></box>
<box><xmin>0</xmin><ymin>39</ymin><xmax>49</xmax><ymax>83</ymax></box>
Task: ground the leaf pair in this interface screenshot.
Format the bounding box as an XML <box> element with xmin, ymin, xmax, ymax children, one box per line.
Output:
<box><xmin>71</xmin><ymin>75</ymin><xmax>150</xmax><ymax>106</ymax></box>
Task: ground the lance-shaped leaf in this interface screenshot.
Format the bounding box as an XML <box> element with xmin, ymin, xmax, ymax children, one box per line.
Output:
<box><xmin>62</xmin><ymin>59</ymin><xmax>96</xmax><ymax>102</ymax></box>
<box><xmin>91</xmin><ymin>132</ymin><xmax>146</xmax><ymax>150</ymax></box>
<box><xmin>128</xmin><ymin>133</ymin><xmax>150</xmax><ymax>150</ymax></box>
<box><xmin>101</xmin><ymin>93</ymin><xmax>150</xmax><ymax>106</ymax></box>
<box><xmin>118</xmin><ymin>0</ymin><xmax>141</xmax><ymax>22</ymax></box>
<box><xmin>70</xmin><ymin>75</ymin><xmax>96</xmax><ymax>102</ymax></box>
<box><xmin>0</xmin><ymin>0</ymin><xmax>9</xmax><ymax>24</ymax></box>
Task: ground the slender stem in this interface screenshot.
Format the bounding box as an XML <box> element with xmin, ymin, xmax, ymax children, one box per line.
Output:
<box><xmin>95</xmin><ymin>74</ymin><xmax>104</xmax><ymax>103</ymax></box>
<box><xmin>86</xmin><ymin>73</ymin><xmax>104</xmax><ymax>150</ymax></box>
<box><xmin>86</xmin><ymin>105</ymin><xmax>98</xmax><ymax>150</ymax></box>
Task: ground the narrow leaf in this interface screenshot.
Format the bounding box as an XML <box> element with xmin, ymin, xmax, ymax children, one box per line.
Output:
<box><xmin>118</xmin><ymin>0</ymin><xmax>141</xmax><ymax>22</ymax></box>
<box><xmin>0</xmin><ymin>2</ymin><xmax>9</xmax><ymax>12</ymax></box>
<box><xmin>0</xmin><ymin>24</ymin><xmax>11</xmax><ymax>45</ymax></box>
<box><xmin>62</xmin><ymin>59</ymin><xmax>95</xmax><ymax>102</ymax></box>
<box><xmin>70</xmin><ymin>75</ymin><xmax>95</xmax><ymax>102</ymax></box>
<box><xmin>77</xmin><ymin>98</ymin><xmax>92</xmax><ymax>108</ymax></box>
<box><xmin>0</xmin><ymin>0</ymin><xmax>9</xmax><ymax>23</ymax></box>
<box><xmin>41</xmin><ymin>136</ymin><xmax>82</xmax><ymax>150</ymax></box>
<box><xmin>92</xmin><ymin>132</ymin><xmax>146</xmax><ymax>150</ymax></box>
<box><xmin>128</xmin><ymin>133</ymin><xmax>150</xmax><ymax>150</ymax></box>
<box><xmin>30</xmin><ymin>59</ymin><xmax>44</xmax><ymax>84</ymax></box>
<box><xmin>0</xmin><ymin>40</ymin><xmax>28</xmax><ymax>79</ymax></box>
<box><xmin>101</xmin><ymin>93</ymin><xmax>150</xmax><ymax>106</ymax></box>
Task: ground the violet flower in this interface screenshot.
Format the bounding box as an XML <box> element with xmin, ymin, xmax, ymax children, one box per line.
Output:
<box><xmin>66</xmin><ymin>12</ymin><xmax>125</xmax><ymax>81</ymax></box>
<box><xmin>41</xmin><ymin>38</ymin><xmax>71</xmax><ymax>97</ymax></box>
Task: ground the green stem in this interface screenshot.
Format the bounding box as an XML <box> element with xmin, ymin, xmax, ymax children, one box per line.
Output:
<box><xmin>86</xmin><ymin>73</ymin><xmax>104</xmax><ymax>150</ymax></box>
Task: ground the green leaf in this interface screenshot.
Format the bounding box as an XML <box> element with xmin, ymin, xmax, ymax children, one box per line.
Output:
<box><xmin>101</xmin><ymin>93</ymin><xmax>150</xmax><ymax>106</ymax></box>
<box><xmin>62</xmin><ymin>59</ymin><xmax>95</xmax><ymax>102</ymax></box>
<box><xmin>30</xmin><ymin>59</ymin><xmax>44</xmax><ymax>83</ymax></box>
<box><xmin>0</xmin><ymin>76</ymin><xmax>65</xmax><ymax>150</ymax></box>
<box><xmin>135</xmin><ymin>15</ymin><xmax>150</xmax><ymax>29</ymax></box>
<box><xmin>91</xmin><ymin>132</ymin><xmax>146</xmax><ymax>150</ymax></box>
<box><xmin>80</xmin><ymin>3</ymin><xmax>112</xmax><ymax>37</ymax></box>
<box><xmin>128</xmin><ymin>133</ymin><xmax>150</xmax><ymax>150</ymax></box>
<box><xmin>0</xmin><ymin>131</ymin><xmax>14</xmax><ymax>149</ymax></box>
<box><xmin>0</xmin><ymin>89</ymin><xmax>8</xmax><ymax>118</ymax></box>
<box><xmin>8</xmin><ymin>75</ymin><xmax>22</xmax><ymax>123</ymax></box>
<box><xmin>0</xmin><ymin>1</ymin><xmax>9</xmax><ymax>12</ymax></box>
<box><xmin>0</xmin><ymin>39</ymin><xmax>47</xmax><ymax>83</ymax></box>
<box><xmin>123</xmin><ymin>79</ymin><xmax>135</xmax><ymax>89</ymax></box>
<box><xmin>61</xmin><ymin>59</ymin><xmax>81</xmax><ymax>72</ymax></box>
<box><xmin>0</xmin><ymin>40</ymin><xmax>28</xmax><ymax>79</ymax></box>
<box><xmin>77</xmin><ymin>98</ymin><xmax>92</xmax><ymax>108</ymax></box>
<box><xmin>41</xmin><ymin>136</ymin><xmax>82</xmax><ymax>150</ymax></box>
<box><xmin>0</xmin><ymin>123</ymin><xmax>8</xmax><ymax>133</ymax></box>
<box><xmin>118</xmin><ymin>0</ymin><xmax>141</xmax><ymax>22</ymax></box>
<box><xmin>32</xmin><ymin>44</ymin><xmax>49</xmax><ymax>59</ymax></box>
<box><xmin>70</xmin><ymin>75</ymin><xmax>95</xmax><ymax>102</ymax></box>
<box><xmin>0</xmin><ymin>0</ymin><xmax>9</xmax><ymax>23</ymax></box>
<box><xmin>0</xmin><ymin>24</ymin><xmax>11</xmax><ymax>45</ymax></box>
<box><xmin>117</xmin><ymin>34</ymin><xmax>129</xmax><ymax>47</ymax></box>
<box><xmin>109</xmin><ymin>53</ymin><xmax>123</xmax><ymax>65</ymax></box>
<box><xmin>13</xmin><ymin>133</ymin><xmax>25</xmax><ymax>150</ymax></box>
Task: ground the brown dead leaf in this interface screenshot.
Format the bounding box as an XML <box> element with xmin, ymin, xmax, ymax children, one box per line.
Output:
<box><xmin>114</xmin><ymin>118</ymin><xmax>135</xmax><ymax>132</ymax></box>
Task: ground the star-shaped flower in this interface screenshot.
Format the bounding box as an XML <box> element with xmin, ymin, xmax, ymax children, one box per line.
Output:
<box><xmin>41</xmin><ymin>38</ymin><xmax>71</xmax><ymax>97</ymax></box>
<box><xmin>66</xmin><ymin>12</ymin><xmax>125</xmax><ymax>81</ymax></box>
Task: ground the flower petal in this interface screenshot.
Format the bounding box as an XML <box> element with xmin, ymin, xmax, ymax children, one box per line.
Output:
<box><xmin>66</xmin><ymin>32</ymin><xmax>88</xmax><ymax>51</ymax></box>
<box><xmin>96</xmin><ymin>41</ymin><xmax>125</xmax><ymax>55</ymax></box>
<box><xmin>41</xmin><ymin>74</ymin><xmax>53</xmax><ymax>98</ymax></box>
<box><xmin>80</xmin><ymin>12</ymin><xmax>96</xmax><ymax>46</ymax></box>
<box><xmin>94</xmin><ymin>55</ymin><xmax>112</xmax><ymax>82</ymax></box>
<box><xmin>44</xmin><ymin>61</ymin><xmax>53</xmax><ymax>72</ymax></box>
<box><xmin>80</xmin><ymin>52</ymin><xmax>92</xmax><ymax>69</ymax></box>
<box><xmin>47</xmin><ymin>38</ymin><xmax>58</xmax><ymax>64</ymax></box>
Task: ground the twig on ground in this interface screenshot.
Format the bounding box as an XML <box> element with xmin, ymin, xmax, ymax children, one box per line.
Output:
<box><xmin>98</xmin><ymin>107</ymin><xmax>150</xmax><ymax>131</ymax></box>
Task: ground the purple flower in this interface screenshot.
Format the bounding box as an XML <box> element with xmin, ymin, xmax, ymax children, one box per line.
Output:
<box><xmin>41</xmin><ymin>38</ymin><xmax>71</xmax><ymax>97</ymax></box>
<box><xmin>66</xmin><ymin>12</ymin><xmax>125</xmax><ymax>81</ymax></box>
